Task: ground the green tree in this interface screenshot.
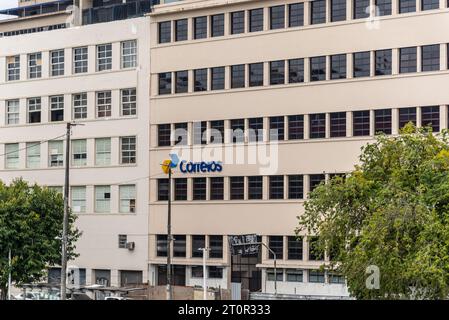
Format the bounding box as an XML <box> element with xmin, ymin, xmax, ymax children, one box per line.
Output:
<box><xmin>297</xmin><ymin>124</ymin><xmax>449</xmax><ymax>299</ymax></box>
<box><xmin>0</xmin><ymin>179</ymin><xmax>80</xmax><ymax>299</ymax></box>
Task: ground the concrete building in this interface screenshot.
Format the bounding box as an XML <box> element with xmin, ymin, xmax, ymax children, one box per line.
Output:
<box><xmin>148</xmin><ymin>0</ymin><xmax>449</xmax><ymax>297</ymax></box>
<box><xmin>0</xmin><ymin>0</ymin><xmax>154</xmax><ymax>287</ymax></box>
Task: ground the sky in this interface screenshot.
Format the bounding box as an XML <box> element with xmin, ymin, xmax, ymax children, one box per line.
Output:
<box><xmin>0</xmin><ymin>0</ymin><xmax>18</xmax><ymax>10</ymax></box>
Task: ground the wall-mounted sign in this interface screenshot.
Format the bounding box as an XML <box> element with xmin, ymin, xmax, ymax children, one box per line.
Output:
<box><xmin>179</xmin><ymin>160</ymin><xmax>223</xmax><ymax>174</ymax></box>
<box><xmin>228</xmin><ymin>234</ymin><xmax>260</xmax><ymax>256</ymax></box>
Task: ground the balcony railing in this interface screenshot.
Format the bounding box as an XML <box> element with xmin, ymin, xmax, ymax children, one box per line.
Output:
<box><xmin>0</xmin><ymin>0</ymin><xmax>74</xmax><ymax>18</ymax></box>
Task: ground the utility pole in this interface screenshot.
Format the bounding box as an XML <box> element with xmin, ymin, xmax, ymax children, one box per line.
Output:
<box><xmin>61</xmin><ymin>122</ymin><xmax>83</xmax><ymax>300</ymax></box>
<box><xmin>200</xmin><ymin>247</ymin><xmax>209</xmax><ymax>300</ymax></box>
<box><xmin>7</xmin><ymin>249</ymin><xmax>11</xmax><ymax>300</ymax></box>
<box><xmin>166</xmin><ymin>166</ymin><xmax>173</xmax><ymax>300</ymax></box>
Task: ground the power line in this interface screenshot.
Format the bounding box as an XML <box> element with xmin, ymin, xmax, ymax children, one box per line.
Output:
<box><xmin>0</xmin><ymin>132</ymin><xmax>66</xmax><ymax>158</ymax></box>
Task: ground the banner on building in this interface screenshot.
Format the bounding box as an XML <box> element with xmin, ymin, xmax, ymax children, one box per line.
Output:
<box><xmin>228</xmin><ymin>234</ymin><xmax>260</xmax><ymax>256</ymax></box>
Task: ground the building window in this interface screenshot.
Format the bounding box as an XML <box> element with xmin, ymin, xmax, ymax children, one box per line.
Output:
<box><xmin>208</xmin><ymin>266</ymin><xmax>223</xmax><ymax>279</ymax></box>
<box><xmin>28</xmin><ymin>52</ymin><xmax>42</xmax><ymax>79</ymax></box>
<box><xmin>96</xmin><ymin>91</ymin><xmax>111</xmax><ymax>118</ymax></box>
<box><xmin>330</xmin><ymin>112</ymin><xmax>346</xmax><ymax>137</ymax></box>
<box><xmin>399</xmin><ymin>0</ymin><xmax>416</xmax><ymax>13</ymax></box>
<box><xmin>399</xmin><ymin>107</ymin><xmax>417</xmax><ymax>129</ymax></box>
<box><xmin>375</xmin><ymin>49</ymin><xmax>392</xmax><ymax>75</ymax></box>
<box><xmin>211</xmin><ymin>14</ymin><xmax>224</xmax><ymax>37</ymax></box>
<box><xmin>71</xmin><ymin>186</ymin><xmax>86</xmax><ymax>213</ymax></box>
<box><xmin>5</xmin><ymin>143</ymin><xmax>19</xmax><ymax>169</ymax></box>
<box><xmin>288</xmin><ymin>175</ymin><xmax>304</xmax><ymax>199</ymax></box>
<box><xmin>248</xmin><ymin>117</ymin><xmax>264</xmax><ymax>142</ymax></box>
<box><xmin>268</xmin><ymin>236</ymin><xmax>283</xmax><ymax>259</ymax></box>
<box><xmin>174</xmin><ymin>178</ymin><xmax>188</xmax><ymax>201</ymax></box>
<box><xmin>73</xmin><ymin>47</ymin><xmax>88</xmax><ymax>74</ymax></box>
<box><xmin>270</xmin><ymin>5</ymin><xmax>285</xmax><ymax>30</ymax></box>
<box><xmin>288</xmin><ymin>115</ymin><xmax>304</xmax><ymax>140</ymax></box>
<box><xmin>288</xmin><ymin>58</ymin><xmax>304</xmax><ymax>83</ymax></box>
<box><xmin>192</xmin><ymin>235</ymin><xmax>206</xmax><ymax>258</ymax></box>
<box><xmin>174</xmin><ymin>19</ymin><xmax>188</xmax><ymax>42</ymax></box>
<box><xmin>159</xmin><ymin>21</ymin><xmax>172</xmax><ymax>43</ymax></box>
<box><xmin>422</xmin><ymin>0</ymin><xmax>439</xmax><ymax>10</ymax></box>
<box><xmin>210</xmin><ymin>120</ymin><xmax>224</xmax><ymax>144</ymax></box>
<box><xmin>400</xmin><ymin>47</ymin><xmax>417</xmax><ymax>73</ymax></box>
<box><xmin>230</xmin><ymin>176</ymin><xmax>245</xmax><ymax>200</ymax></box>
<box><xmin>270</xmin><ymin>60</ymin><xmax>285</xmax><ymax>85</ymax></box>
<box><xmin>50</xmin><ymin>49</ymin><xmax>64</xmax><ymax>76</ymax></box>
<box><xmin>249</xmin><ymin>63</ymin><xmax>264</xmax><ymax>87</ymax></box>
<box><xmin>309</xmin><ymin>237</ymin><xmax>324</xmax><ymax>260</ymax></box>
<box><xmin>7</xmin><ymin>55</ymin><xmax>20</xmax><ymax>81</ymax></box>
<box><xmin>193</xmin><ymin>178</ymin><xmax>207</xmax><ymax>200</ymax></box>
<box><xmin>209</xmin><ymin>235</ymin><xmax>223</xmax><ymax>258</ymax></box>
<box><xmin>175</xmin><ymin>71</ymin><xmax>189</xmax><ymax>94</ymax></box>
<box><xmin>210</xmin><ymin>177</ymin><xmax>224</xmax><ymax>200</ymax></box>
<box><xmin>158</xmin><ymin>72</ymin><xmax>172</xmax><ymax>95</ymax></box>
<box><xmin>331</xmin><ymin>0</ymin><xmax>346</xmax><ymax>22</ymax></box>
<box><xmin>231</xmin><ymin>119</ymin><xmax>245</xmax><ymax>143</ymax></box>
<box><xmin>231</xmin><ymin>64</ymin><xmax>245</xmax><ymax>89</ymax></box>
<box><xmin>120</xmin><ymin>136</ymin><xmax>136</xmax><ymax>164</ymax></box>
<box><xmin>231</xmin><ymin>11</ymin><xmax>245</xmax><ymax>34</ymax></box>
<box><xmin>121</xmin><ymin>40</ymin><xmax>137</xmax><ymax>68</ymax></box>
<box><xmin>194</xmin><ymin>68</ymin><xmax>208</xmax><ymax>92</ymax></box>
<box><xmin>353</xmin><ymin>51</ymin><xmax>370</xmax><ymax>78</ymax></box>
<box><xmin>310</xmin><ymin>56</ymin><xmax>326</xmax><ymax>81</ymax></box>
<box><xmin>311</xmin><ymin>0</ymin><xmax>326</xmax><ymax>25</ymax></box>
<box><xmin>158</xmin><ymin>179</ymin><xmax>169</xmax><ymax>201</ymax></box>
<box><xmin>118</xmin><ymin>235</ymin><xmax>127</xmax><ymax>249</ymax></box>
<box><xmin>248</xmin><ymin>176</ymin><xmax>263</xmax><ymax>200</ymax></box>
<box><xmin>72</xmin><ymin>139</ymin><xmax>87</xmax><ymax>166</ymax></box>
<box><xmin>286</xmin><ymin>269</ymin><xmax>303</xmax><ymax>282</ymax></box>
<box><xmin>329</xmin><ymin>272</ymin><xmax>346</xmax><ymax>284</ymax></box>
<box><xmin>6</xmin><ymin>100</ymin><xmax>19</xmax><ymax>125</ymax></box>
<box><xmin>211</xmin><ymin>67</ymin><xmax>225</xmax><ymax>90</ymax></box>
<box><xmin>270</xmin><ymin>116</ymin><xmax>285</xmax><ymax>141</ymax></box>
<box><xmin>309</xmin><ymin>113</ymin><xmax>326</xmax><ymax>139</ymax></box>
<box><xmin>249</xmin><ymin>8</ymin><xmax>264</xmax><ymax>32</ymax></box>
<box><xmin>375</xmin><ymin>0</ymin><xmax>392</xmax><ymax>16</ymax></box>
<box><xmin>158</xmin><ymin>124</ymin><xmax>171</xmax><ymax>147</ymax></box>
<box><xmin>121</xmin><ymin>88</ymin><xmax>137</xmax><ymax>116</ymax></box>
<box><xmin>95</xmin><ymin>186</ymin><xmax>111</xmax><ymax>213</ymax></box>
<box><xmin>73</xmin><ymin>93</ymin><xmax>87</xmax><ymax>120</ymax></box>
<box><xmin>24</xmin><ymin>144</ymin><xmax>41</xmax><ymax>169</ymax></box>
<box><xmin>193</xmin><ymin>121</ymin><xmax>207</xmax><ymax>145</ymax></box>
<box><xmin>330</xmin><ymin>54</ymin><xmax>346</xmax><ymax>79</ymax></box>
<box><xmin>353</xmin><ymin>0</ymin><xmax>370</xmax><ymax>19</ymax></box>
<box><xmin>267</xmin><ymin>269</ymin><xmax>284</xmax><ymax>281</ymax></box>
<box><xmin>269</xmin><ymin>175</ymin><xmax>284</xmax><ymax>200</ymax></box>
<box><xmin>50</xmin><ymin>95</ymin><xmax>64</xmax><ymax>122</ymax></box>
<box><xmin>374</xmin><ymin>109</ymin><xmax>392</xmax><ymax>135</ymax></box>
<box><xmin>191</xmin><ymin>266</ymin><xmax>203</xmax><ymax>278</ymax></box>
<box><xmin>27</xmin><ymin>97</ymin><xmax>41</xmax><ymax>123</ymax></box>
<box><xmin>157</xmin><ymin>235</ymin><xmax>168</xmax><ymax>257</ymax></box>
<box><xmin>288</xmin><ymin>236</ymin><xmax>303</xmax><ymax>260</ymax></box>
<box><xmin>309</xmin><ymin>270</ymin><xmax>325</xmax><ymax>283</ymax></box>
<box><xmin>174</xmin><ymin>122</ymin><xmax>188</xmax><ymax>146</ymax></box>
<box><xmin>96</xmin><ymin>43</ymin><xmax>112</xmax><ymax>71</ymax></box>
<box><xmin>173</xmin><ymin>235</ymin><xmax>186</xmax><ymax>257</ymax></box>
<box><xmin>48</xmin><ymin>141</ymin><xmax>63</xmax><ymax>167</ymax></box>
<box><xmin>119</xmin><ymin>185</ymin><xmax>136</xmax><ymax>213</ymax></box>
<box><xmin>194</xmin><ymin>16</ymin><xmax>207</xmax><ymax>39</ymax></box>
<box><xmin>289</xmin><ymin>3</ymin><xmax>304</xmax><ymax>27</ymax></box>
<box><xmin>421</xmin><ymin>106</ymin><xmax>440</xmax><ymax>132</ymax></box>
<box><xmin>95</xmin><ymin>138</ymin><xmax>111</xmax><ymax>166</ymax></box>
<box><xmin>309</xmin><ymin>174</ymin><xmax>325</xmax><ymax>193</ymax></box>
<box><xmin>353</xmin><ymin>110</ymin><xmax>370</xmax><ymax>136</ymax></box>
<box><xmin>421</xmin><ymin>44</ymin><xmax>440</xmax><ymax>72</ymax></box>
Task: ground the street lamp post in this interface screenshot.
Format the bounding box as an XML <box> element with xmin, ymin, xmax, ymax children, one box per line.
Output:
<box><xmin>199</xmin><ymin>247</ymin><xmax>210</xmax><ymax>300</ymax></box>
<box><xmin>166</xmin><ymin>166</ymin><xmax>173</xmax><ymax>300</ymax></box>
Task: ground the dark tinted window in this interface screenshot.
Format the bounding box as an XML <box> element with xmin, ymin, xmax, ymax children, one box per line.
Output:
<box><xmin>211</xmin><ymin>67</ymin><xmax>225</xmax><ymax>90</ymax></box>
<box><xmin>158</xmin><ymin>124</ymin><xmax>171</xmax><ymax>147</ymax></box>
<box><xmin>374</xmin><ymin>109</ymin><xmax>392</xmax><ymax>135</ymax></box>
<box><xmin>375</xmin><ymin>0</ymin><xmax>392</xmax><ymax>16</ymax></box>
<box><xmin>194</xmin><ymin>16</ymin><xmax>207</xmax><ymax>39</ymax></box>
<box><xmin>375</xmin><ymin>49</ymin><xmax>392</xmax><ymax>75</ymax></box>
<box><xmin>194</xmin><ymin>68</ymin><xmax>208</xmax><ymax>92</ymax></box>
<box><xmin>288</xmin><ymin>58</ymin><xmax>304</xmax><ymax>83</ymax></box>
<box><xmin>192</xmin><ymin>235</ymin><xmax>205</xmax><ymax>258</ymax></box>
<box><xmin>231</xmin><ymin>11</ymin><xmax>245</xmax><ymax>34</ymax></box>
<box><xmin>157</xmin><ymin>235</ymin><xmax>167</xmax><ymax>256</ymax></box>
<box><xmin>209</xmin><ymin>235</ymin><xmax>223</xmax><ymax>258</ymax></box>
<box><xmin>269</xmin><ymin>236</ymin><xmax>283</xmax><ymax>259</ymax></box>
<box><xmin>248</xmin><ymin>117</ymin><xmax>264</xmax><ymax>142</ymax></box>
<box><xmin>309</xmin><ymin>174</ymin><xmax>325</xmax><ymax>193</ymax></box>
<box><xmin>173</xmin><ymin>235</ymin><xmax>186</xmax><ymax>257</ymax></box>
<box><xmin>353</xmin><ymin>110</ymin><xmax>370</xmax><ymax>136</ymax></box>
<box><xmin>331</xmin><ymin>0</ymin><xmax>346</xmax><ymax>22</ymax></box>
<box><xmin>158</xmin><ymin>72</ymin><xmax>172</xmax><ymax>95</ymax></box>
<box><xmin>288</xmin><ymin>115</ymin><xmax>304</xmax><ymax>140</ymax></box>
<box><xmin>158</xmin><ymin>179</ymin><xmax>169</xmax><ymax>201</ymax></box>
<box><xmin>231</xmin><ymin>64</ymin><xmax>245</xmax><ymax>88</ymax></box>
<box><xmin>210</xmin><ymin>120</ymin><xmax>224</xmax><ymax>144</ymax></box>
<box><xmin>249</xmin><ymin>63</ymin><xmax>264</xmax><ymax>87</ymax></box>
<box><xmin>248</xmin><ymin>176</ymin><xmax>263</xmax><ymax>199</ymax></box>
<box><xmin>399</xmin><ymin>107</ymin><xmax>417</xmax><ymax>129</ymax></box>
<box><xmin>288</xmin><ymin>236</ymin><xmax>303</xmax><ymax>260</ymax></box>
<box><xmin>422</xmin><ymin>0</ymin><xmax>439</xmax><ymax>10</ymax></box>
<box><xmin>353</xmin><ymin>51</ymin><xmax>370</xmax><ymax>77</ymax></box>
<box><xmin>311</xmin><ymin>0</ymin><xmax>326</xmax><ymax>24</ymax></box>
<box><xmin>175</xmin><ymin>70</ymin><xmax>188</xmax><ymax>93</ymax></box>
<box><xmin>399</xmin><ymin>0</ymin><xmax>416</xmax><ymax>13</ymax></box>
<box><xmin>289</xmin><ymin>3</ymin><xmax>304</xmax><ymax>27</ymax></box>
<box><xmin>310</xmin><ymin>56</ymin><xmax>326</xmax><ymax>81</ymax></box>
<box><xmin>270</xmin><ymin>5</ymin><xmax>285</xmax><ymax>30</ymax></box>
<box><xmin>309</xmin><ymin>113</ymin><xmax>326</xmax><ymax>139</ymax></box>
<box><xmin>211</xmin><ymin>14</ymin><xmax>225</xmax><ymax>37</ymax></box>
<box><xmin>421</xmin><ymin>106</ymin><xmax>440</xmax><ymax>132</ymax></box>
<box><xmin>400</xmin><ymin>47</ymin><xmax>417</xmax><ymax>73</ymax></box>
<box><xmin>270</xmin><ymin>60</ymin><xmax>285</xmax><ymax>85</ymax></box>
<box><xmin>175</xmin><ymin>19</ymin><xmax>188</xmax><ymax>41</ymax></box>
<box><xmin>249</xmin><ymin>8</ymin><xmax>264</xmax><ymax>32</ymax></box>
<box><xmin>231</xmin><ymin>119</ymin><xmax>245</xmax><ymax>143</ymax></box>
<box><xmin>353</xmin><ymin>0</ymin><xmax>369</xmax><ymax>19</ymax></box>
<box><xmin>288</xmin><ymin>175</ymin><xmax>304</xmax><ymax>199</ymax></box>
<box><xmin>331</xmin><ymin>54</ymin><xmax>346</xmax><ymax>79</ymax></box>
<box><xmin>210</xmin><ymin>177</ymin><xmax>224</xmax><ymax>200</ymax></box>
<box><xmin>330</xmin><ymin>112</ymin><xmax>346</xmax><ymax>137</ymax></box>
<box><xmin>174</xmin><ymin>178</ymin><xmax>187</xmax><ymax>201</ymax></box>
<box><xmin>270</xmin><ymin>116</ymin><xmax>285</xmax><ymax>141</ymax></box>
<box><xmin>192</xmin><ymin>178</ymin><xmax>206</xmax><ymax>200</ymax></box>
<box><xmin>309</xmin><ymin>237</ymin><xmax>324</xmax><ymax>260</ymax></box>
<box><xmin>158</xmin><ymin>21</ymin><xmax>171</xmax><ymax>43</ymax></box>
<box><xmin>174</xmin><ymin>122</ymin><xmax>188</xmax><ymax>146</ymax></box>
<box><xmin>230</xmin><ymin>176</ymin><xmax>245</xmax><ymax>200</ymax></box>
<box><xmin>193</xmin><ymin>121</ymin><xmax>207</xmax><ymax>145</ymax></box>
<box><xmin>421</xmin><ymin>44</ymin><xmax>440</xmax><ymax>72</ymax></box>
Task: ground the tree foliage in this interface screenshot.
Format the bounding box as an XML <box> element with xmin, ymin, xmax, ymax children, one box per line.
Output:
<box><xmin>0</xmin><ymin>179</ymin><xmax>80</xmax><ymax>299</ymax></box>
<box><xmin>297</xmin><ymin>124</ymin><xmax>449</xmax><ymax>299</ymax></box>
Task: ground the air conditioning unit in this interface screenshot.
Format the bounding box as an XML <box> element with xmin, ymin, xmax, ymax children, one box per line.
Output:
<box><xmin>126</xmin><ymin>242</ymin><xmax>135</xmax><ymax>251</ymax></box>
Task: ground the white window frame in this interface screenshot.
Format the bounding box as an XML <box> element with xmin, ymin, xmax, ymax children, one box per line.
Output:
<box><xmin>73</xmin><ymin>47</ymin><xmax>88</xmax><ymax>74</ymax></box>
<box><xmin>26</xmin><ymin>142</ymin><xmax>41</xmax><ymax>169</ymax></box>
<box><xmin>95</xmin><ymin>138</ymin><xmax>111</xmax><ymax>166</ymax></box>
<box><xmin>120</xmin><ymin>136</ymin><xmax>136</xmax><ymax>164</ymax></box>
<box><xmin>96</xmin><ymin>43</ymin><xmax>112</xmax><ymax>72</ymax></box>
<box><xmin>96</xmin><ymin>91</ymin><xmax>112</xmax><ymax>118</ymax></box>
<box><xmin>50</xmin><ymin>95</ymin><xmax>64</xmax><ymax>122</ymax></box>
<box><xmin>6</xmin><ymin>100</ymin><xmax>19</xmax><ymax>125</ymax></box>
<box><xmin>73</xmin><ymin>93</ymin><xmax>87</xmax><ymax>119</ymax></box>
<box><xmin>121</xmin><ymin>40</ymin><xmax>137</xmax><ymax>69</ymax></box>
<box><xmin>72</xmin><ymin>139</ymin><xmax>87</xmax><ymax>166</ymax></box>
<box><xmin>95</xmin><ymin>185</ymin><xmax>111</xmax><ymax>213</ymax></box>
<box><xmin>5</xmin><ymin>143</ymin><xmax>19</xmax><ymax>169</ymax></box>
<box><xmin>27</xmin><ymin>97</ymin><xmax>41</xmax><ymax>123</ymax></box>
<box><xmin>119</xmin><ymin>185</ymin><xmax>136</xmax><ymax>213</ymax></box>
<box><xmin>71</xmin><ymin>186</ymin><xmax>86</xmax><ymax>213</ymax></box>
<box><xmin>50</xmin><ymin>49</ymin><xmax>65</xmax><ymax>77</ymax></box>
<box><xmin>7</xmin><ymin>55</ymin><xmax>20</xmax><ymax>81</ymax></box>
<box><xmin>48</xmin><ymin>140</ymin><xmax>63</xmax><ymax>167</ymax></box>
<box><xmin>121</xmin><ymin>88</ymin><xmax>137</xmax><ymax>116</ymax></box>
<box><xmin>28</xmin><ymin>52</ymin><xmax>42</xmax><ymax>79</ymax></box>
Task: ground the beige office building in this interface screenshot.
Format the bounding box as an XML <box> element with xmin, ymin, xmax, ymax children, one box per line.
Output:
<box><xmin>148</xmin><ymin>0</ymin><xmax>449</xmax><ymax>297</ymax></box>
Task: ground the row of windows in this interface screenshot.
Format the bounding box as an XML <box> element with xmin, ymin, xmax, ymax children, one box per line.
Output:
<box><xmin>157</xmin><ymin>174</ymin><xmax>338</xmax><ymax>201</ymax></box>
<box><xmin>0</xmin><ymin>23</ymin><xmax>68</xmax><ymax>38</ymax></box>
<box><xmin>5</xmin><ymin>40</ymin><xmax>137</xmax><ymax>82</ymax></box>
<box><xmin>158</xmin><ymin>0</ymin><xmax>443</xmax><ymax>44</ymax></box>
<box><xmin>157</xmin><ymin>105</ymin><xmax>444</xmax><ymax>146</ymax></box>
<box><xmin>156</xmin><ymin>234</ymin><xmax>224</xmax><ymax>259</ymax></box>
<box><xmin>2</xmin><ymin>136</ymin><xmax>136</xmax><ymax>170</ymax></box>
<box><xmin>3</xmin><ymin>88</ymin><xmax>137</xmax><ymax>126</ymax></box>
<box><xmin>157</xmin><ymin>44</ymin><xmax>445</xmax><ymax>95</ymax></box>
<box><xmin>266</xmin><ymin>268</ymin><xmax>345</xmax><ymax>284</ymax></box>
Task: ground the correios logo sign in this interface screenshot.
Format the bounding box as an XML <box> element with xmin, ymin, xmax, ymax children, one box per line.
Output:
<box><xmin>163</xmin><ymin>154</ymin><xmax>223</xmax><ymax>174</ymax></box>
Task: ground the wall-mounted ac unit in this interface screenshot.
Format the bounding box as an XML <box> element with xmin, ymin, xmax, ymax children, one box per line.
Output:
<box><xmin>126</xmin><ymin>242</ymin><xmax>135</xmax><ymax>251</ymax></box>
